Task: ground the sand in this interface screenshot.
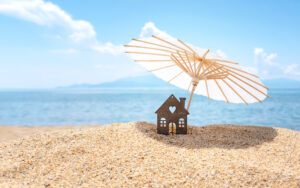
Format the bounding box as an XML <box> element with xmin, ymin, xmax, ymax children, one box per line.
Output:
<box><xmin>0</xmin><ymin>126</ymin><xmax>75</xmax><ymax>143</ymax></box>
<box><xmin>0</xmin><ymin>122</ymin><xmax>299</xmax><ymax>187</ymax></box>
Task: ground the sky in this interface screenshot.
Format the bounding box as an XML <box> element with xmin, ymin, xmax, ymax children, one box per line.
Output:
<box><xmin>0</xmin><ymin>0</ymin><xmax>299</xmax><ymax>88</ymax></box>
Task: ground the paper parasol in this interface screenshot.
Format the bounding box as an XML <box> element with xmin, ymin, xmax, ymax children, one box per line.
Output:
<box><xmin>124</xmin><ymin>35</ymin><xmax>269</xmax><ymax>110</ymax></box>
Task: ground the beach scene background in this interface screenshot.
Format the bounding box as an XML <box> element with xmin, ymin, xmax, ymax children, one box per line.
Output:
<box><xmin>0</xmin><ymin>0</ymin><xmax>299</xmax><ymax>187</ymax></box>
<box><xmin>0</xmin><ymin>1</ymin><xmax>299</xmax><ymax>131</ymax></box>
<box><xmin>0</xmin><ymin>75</ymin><xmax>299</xmax><ymax>130</ymax></box>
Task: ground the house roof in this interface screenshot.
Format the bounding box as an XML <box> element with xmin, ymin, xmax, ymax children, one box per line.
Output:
<box><xmin>155</xmin><ymin>94</ymin><xmax>189</xmax><ymax>114</ymax></box>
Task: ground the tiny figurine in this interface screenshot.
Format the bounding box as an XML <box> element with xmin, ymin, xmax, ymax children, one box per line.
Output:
<box><xmin>155</xmin><ymin>94</ymin><xmax>189</xmax><ymax>135</ymax></box>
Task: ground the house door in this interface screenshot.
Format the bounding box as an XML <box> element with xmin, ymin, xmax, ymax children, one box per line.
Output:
<box><xmin>169</xmin><ymin>122</ymin><xmax>176</xmax><ymax>135</ymax></box>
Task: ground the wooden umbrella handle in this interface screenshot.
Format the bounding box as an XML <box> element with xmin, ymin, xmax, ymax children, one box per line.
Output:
<box><xmin>187</xmin><ymin>84</ymin><xmax>197</xmax><ymax>111</ymax></box>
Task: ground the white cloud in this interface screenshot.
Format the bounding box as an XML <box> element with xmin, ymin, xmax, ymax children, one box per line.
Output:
<box><xmin>139</xmin><ymin>22</ymin><xmax>175</xmax><ymax>41</ymax></box>
<box><xmin>265</xmin><ymin>53</ymin><xmax>278</xmax><ymax>65</ymax></box>
<box><xmin>216</xmin><ymin>49</ymin><xmax>227</xmax><ymax>59</ymax></box>
<box><xmin>0</xmin><ymin>0</ymin><xmax>95</xmax><ymax>42</ymax></box>
<box><xmin>0</xmin><ymin>0</ymin><xmax>123</xmax><ymax>54</ymax></box>
<box><xmin>283</xmin><ymin>64</ymin><xmax>300</xmax><ymax>76</ymax></box>
<box><xmin>254</xmin><ymin>48</ymin><xmax>264</xmax><ymax>55</ymax></box>
<box><xmin>253</xmin><ymin>47</ymin><xmax>300</xmax><ymax>80</ymax></box>
<box><xmin>91</xmin><ymin>42</ymin><xmax>124</xmax><ymax>56</ymax></box>
<box><xmin>254</xmin><ymin>47</ymin><xmax>279</xmax><ymax>66</ymax></box>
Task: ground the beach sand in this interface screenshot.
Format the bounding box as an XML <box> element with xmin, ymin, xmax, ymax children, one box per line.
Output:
<box><xmin>0</xmin><ymin>122</ymin><xmax>299</xmax><ymax>187</ymax></box>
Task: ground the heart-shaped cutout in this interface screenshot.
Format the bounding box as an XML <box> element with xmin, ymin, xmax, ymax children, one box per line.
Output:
<box><xmin>169</xmin><ymin>106</ymin><xmax>176</xmax><ymax>113</ymax></box>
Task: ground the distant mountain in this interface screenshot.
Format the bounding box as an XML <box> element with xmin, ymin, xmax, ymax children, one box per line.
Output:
<box><xmin>61</xmin><ymin>75</ymin><xmax>300</xmax><ymax>89</ymax></box>
<box><xmin>63</xmin><ymin>74</ymin><xmax>177</xmax><ymax>89</ymax></box>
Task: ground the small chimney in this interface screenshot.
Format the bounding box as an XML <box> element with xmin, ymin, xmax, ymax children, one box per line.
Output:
<box><xmin>179</xmin><ymin>98</ymin><xmax>186</xmax><ymax>109</ymax></box>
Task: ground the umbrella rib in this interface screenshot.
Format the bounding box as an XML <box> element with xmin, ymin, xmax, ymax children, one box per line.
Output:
<box><xmin>202</xmin><ymin>49</ymin><xmax>210</xmax><ymax>59</ymax></box>
<box><xmin>172</xmin><ymin>54</ymin><xmax>199</xmax><ymax>76</ymax></box>
<box><xmin>195</xmin><ymin>61</ymin><xmax>204</xmax><ymax>77</ymax></box>
<box><xmin>152</xmin><ymin>35</ymin><xmax>186</xmax><ymax>52</ymax></box>
<box><xmin>196</xmin><ymin>49</ymin><xmax>212</xmax><ymax>77</ymax></box>
<box><xmin>148</xmin><ymin>64</ymin><xmax>177</xmax><ymax>72</ymax></box>
<box><xmin>199</xmin><ymin>60</ymin><xmax>209</xmax><ymax>79</ymax></box>
<box><xmin>177</xmin><ymin>51</ymin><xmax>193</xmax><ymax>74</ymax></box>
<box><xmin>148</xmin><ymin>61</ymin><xmax>198</xmax><ymax>73</ymax></box>
<box><xmin>124</xmin><ymin>45</ymin><xmax>175</xmax><ymax>53</ymax></box>
<box><xmin>216</xmin><ymin>63</ymin><xmax>259</xmax><ymax>78</ymax></box>
<box><xmin>212</xmin><ymin>64</ymin><xmax>251</xmax><ymax>103</ymax></box>
<box><xmin>197</xmin><ymin>61</ymin><xmax>216</xmax><ymax>79</ymax></box>
<box><xmin>222</xmin><ymin>79</ymin><xmax>248</xmax><ymax>104</ymax></box>
<box><xmin>200</xmin><ymin>65</ymin><xmax>224</xmax><ymax>79</ymax></box>
<box><xmin>229</xmin><ymin>73</ymin><xmax>269</xmax><ymax>97</ymax></box>
<box><xmin>214</xmin><ymin>80</ymin><xmax>229</xmax><ymax>103</ymax></box>
<box><xmin>207</xmin><ymin>64</ymin><xmax>229</xmax><ymax>79</ymax></box>
<box><xmin>195</xmin><ymin>57</ymin><xmax>203</xmax><ymax>76</ymax></box>
<box><xmin>209</xmin><ymin>59</ymin><xmax>238</xmax><ymax>65</ymax></box>
<box><xmin>125</xmin><ymin>51</ymin><xmax>169</xmax><ymax>56</ymax></box>
<box><xmin>184</xmin><ymin>50</ymin><xmax>195</xmax><ymax>75</ymax></box>
<box><xmin>171</xmin><ymin>55</ymin><xmax>190</xmax><ymax>74</ymax></box>
<box><xmin>207</xmin><ymin>72</ymin><xmax>229</xmax><ymax>79</ymax></box>
<box><xmin>209</xmin><ymin>76</ymin><xmax>228</xmax><ymax>80</ymax></box>
<box><xmin>227</xmin><ymin>77</ymin><xmax>262</xmax><ymax>103</ymax></box>
<box><xmin>205</xmin><ymin>78</ymin><xmax>209</xmax><ymax>99</ymax></box>
<box><xmin>212</xmin><ymin>64</ymin><xmax>262</xmax><ymax>102</ymax></box>
<box><xmin>226</xmin><ymin>69</ymin><xmax>269</xmax><ymax>90</ymax></box>
<box><xmin>167</xmin><ymin>71</ymin><xmax>184</xmax><ymax>83</ymax></box>
<box><xmin>195</xmin><ymin>49</ymin><xmax>210</xmax><ymax>76</ymax></box>
<box><xmin>177</xmin><ymin>39</ymin><xmax>198</xmax><ymax>55</ymax></box>
<box><xmin>193</xmin><ymin>53</ymin><xmax>198</xmax><ymax>74</ymax></box>
<box><xmin>202</xmin><ymin>64</ymin><xmax>217</xmax><ymax>80</ymax></box>
<box><xmin>132</xmin><ymin>38</ymin><xmax>183</xmax><ymax>53</ymax></box>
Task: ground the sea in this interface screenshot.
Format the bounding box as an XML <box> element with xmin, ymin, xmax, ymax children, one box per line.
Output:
<box><xmin>0</xmin><ymin>88</ymin><xmax>299</xmax><ymax>131</ymax></box>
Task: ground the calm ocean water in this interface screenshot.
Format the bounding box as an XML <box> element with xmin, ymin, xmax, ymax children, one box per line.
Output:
<box><xmin>0</xmin><ymin>88</ymin><xmax>299</xmax><ymax>131</ymax></box>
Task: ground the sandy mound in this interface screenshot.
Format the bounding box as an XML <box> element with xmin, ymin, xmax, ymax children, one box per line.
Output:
<box><xmin>0</xmin><ymin>122</ymin><xmax>299</xmax><ymax>187</ymax></box>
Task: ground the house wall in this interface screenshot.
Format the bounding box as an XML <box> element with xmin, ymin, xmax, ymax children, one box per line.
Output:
<box><xmin>175</xmin><ymin>116</ymin><xmax>187</xmax><ymax>134</ymax></box>
<box><xmin>157</xmin><ymin>114</ymin><xmax>187</xmax><ymax>135</ymax></box>
<box><xmin>157</xmin><ymin>114</ymin><xmax>169</xmax><ymax>135</ymax></box>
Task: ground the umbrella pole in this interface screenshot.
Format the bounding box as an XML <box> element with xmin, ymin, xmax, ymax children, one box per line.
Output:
<box><xmin>187</xmin><ymin>84</ymin><xmax>197</xmax><ymax>111</ymax></box>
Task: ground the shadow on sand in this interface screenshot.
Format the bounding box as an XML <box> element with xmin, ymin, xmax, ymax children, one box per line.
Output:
<box><xmin>135</xmin><ymin>122</ymin><xmax>278</xmax><ymax>149</ymax></box>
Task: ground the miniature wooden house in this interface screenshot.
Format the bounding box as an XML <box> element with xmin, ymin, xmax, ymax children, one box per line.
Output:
<box><xmin>155</xmin><ymin>94</ymin><xmax>189</xmax><ymax>135</ymax></box>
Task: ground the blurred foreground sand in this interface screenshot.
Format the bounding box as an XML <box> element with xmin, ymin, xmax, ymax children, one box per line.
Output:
<box><xmin>0</xmin><ymin>126</ymin><xmax>76</xmax><ymax>143</ymax></box>
<box><xmin>0</xmin><ymin>122</ymin><xmax>299</xmax><ymax>187</ymax></box>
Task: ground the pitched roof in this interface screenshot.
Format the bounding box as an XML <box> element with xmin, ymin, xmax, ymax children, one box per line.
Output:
<box><xmin>155</xmin><ymin>94</ymin><xmax>189</xmax><ymax>114</ymax></box>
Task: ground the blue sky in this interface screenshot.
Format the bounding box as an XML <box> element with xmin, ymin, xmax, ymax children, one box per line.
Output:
<box><xmin>0</xmin><ymin>0</ymin><xmax>299</xmax><ymax>88</ymax></box>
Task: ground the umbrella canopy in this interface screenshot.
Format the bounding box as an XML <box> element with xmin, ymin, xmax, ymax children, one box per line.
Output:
<box><xmin>124</xmin><ymin>35</ymin><xmax>269</xmax><ymax>110</ymax></box>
